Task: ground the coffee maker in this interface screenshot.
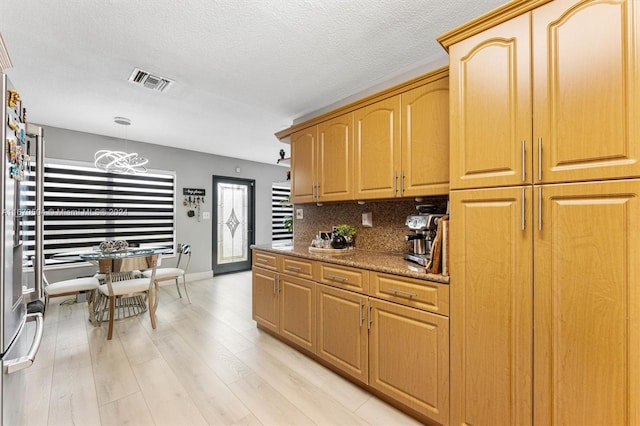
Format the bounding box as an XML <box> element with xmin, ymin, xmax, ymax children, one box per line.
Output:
<box><xmin>404</xmin><ymin>205</ymin><xmax>444</xmax><ymax>266</ymax></box>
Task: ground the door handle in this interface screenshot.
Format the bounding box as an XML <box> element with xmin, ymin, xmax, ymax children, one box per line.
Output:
<box><xmin>6</xmin><ymin>313</ymin><xmax>44</xmax><ymax>374</ymax></box>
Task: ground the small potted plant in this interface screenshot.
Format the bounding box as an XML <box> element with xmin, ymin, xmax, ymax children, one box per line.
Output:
<box><xmin>331</xmin><ymin>224</ymin><xmax>356</xmax><ymax>249</ymax></box>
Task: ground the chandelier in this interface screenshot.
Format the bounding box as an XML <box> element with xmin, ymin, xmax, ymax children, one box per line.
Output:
<box><xmin>94</xmin><ymin>117</ymin><xmax>149</xmax><ymax>174</ymax></box>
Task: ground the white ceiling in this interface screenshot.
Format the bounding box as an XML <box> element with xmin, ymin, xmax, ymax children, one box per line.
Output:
<box><xmin>1</xmin><ymin>0</ymin><xmax>507</xmax><ymax>166</ymax></box>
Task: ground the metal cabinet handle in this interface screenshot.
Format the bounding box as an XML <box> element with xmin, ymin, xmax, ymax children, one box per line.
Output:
<box><xmin>538</xmin><ymin>138</ymin><xmax>542</xmax><ymax>181</ymax></box>
<box><xmin>359</xmin><ymin>300</ymin><xmax>364</xmax><ymax>327</ymax></box>
<box><xmin>326</xmin><ymin>274</ymin><xmax>348</xmax><ymax>282</ymax></box>
<box><xmin>387</xmin><ymin>287</ymin><xmax>417</xmax><ymax>298</ymax></box>
<box><xmin>521</xmin><ymin>140</ymin><xmax>526</xmax><ymax>182</ymax></box>
<box><xmin>521</xmin><ymin>188</ymin><xmax>526</xmax><ymax>231</ymax></box>
<box><xmin>393</xmin><ymin>171</ymin><xmax>397</xmax><ymax>195</ymax></box>
<box><xmin>401</xmin><ymin>173</ymin><xmax>406</xmax><ymax>195</ymax></box>
<box><xmin>272</xmin><ymin>276</ymin><xmax>277</xmax><ymax>294</ymax></box>
<box><xmin>367</xmin><ymin>301</ymin><xmax>372</xmax><ymax>330</ymax></box>
<box><xmin>286</xmin><ymin>266</ymin><xmax>301</xmax><ymax>272</ymax></box>
<box><xmin>538</xmin><ymin>187</ymin><xmax>542</xmax><ymax>231</ymax></box>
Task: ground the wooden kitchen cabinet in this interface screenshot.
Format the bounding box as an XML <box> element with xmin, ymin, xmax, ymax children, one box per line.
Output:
<box><xmin>252</xmin><ymin>254</ymin><xmax>316</xmax><ymax>352</ymax></box>
<box><xmin>252</xmin><ymin>267</ymin><xmax>279</xmax><ymax>334</ymax></box>
<box><xmin>449</xmin><ymin>186</ymin><xmax>533</xmax><ymax>426</ymax></box>
<box><xmin>532</xmin><ymin>0</ymin><xmax>640</xmax><ymax>184</ymax></box>
<box><xmin>401</xmin><ymin>77</ymin><xmax>450</xmax><ymax>197</ymax></box>
<box><xmin>316</xmin><ymin>284</ymin><xmax>369</xmax><ymax>383</ymax></box>
<box><xmin>446</xmin><ymin>0</ymin><xmax>640</xmax><ymax>189</ymax></box>
<box><xmin>448</xmin><ymin>13</ymin><xmax>532</xmax><ymax>190</ymax></box>
<box><xmin>317</xmin><ymin>113</ymin><xmax>354</xmax><ymax>201</ymax></box>
<box><xmin>354</xmin><ymin>95</ymin><xmax>402</xmax><ymax>200</ymax></box>
<box><xmin>370</xmin><ymin>271</ymin><xmax>449</xmax><ymax>316</ymax></box>
<box><xmin>290</xmin><ymin>114</ymin><xmax>353</xmax><ymax>203</ymax></box>
<box><xmin>252</xmin><ymin>250</ymin><xmax>279</xmax><ymax>271</ymax></box>
<box><xmin>316</xmin><ymin>262</ymin><xmax>369</xmax><ymax>293</ymax></box>
<box><xmin>279</xmin><ymin>274</ymin><xmax>316</xmax><ymax>352</ymax></box>
<box><xmin>369</xmin><ymin>299</ymin><xmax>449</xmax><ymax>425</ymax></box>
<box><xmin>290</xmin><ymin>126</ymin><xmax>317</xmax><ymax>203</ymax></box>
<box><xmin>533</xmin><ymin>179</ymin><xmax>640</xmax><ymax>426</ymax></box>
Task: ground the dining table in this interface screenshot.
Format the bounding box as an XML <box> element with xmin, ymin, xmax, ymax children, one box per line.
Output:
<box><xmin>53</xmin><ymin>246</ymin><xmax>171</xmax><ymax>324</ymax></box>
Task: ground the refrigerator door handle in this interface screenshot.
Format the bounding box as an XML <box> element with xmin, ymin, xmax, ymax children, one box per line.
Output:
<box><xmin>28</xmin><ymin>124</ymin><xmax>45</xmax><ymax>300</ymax></box>
<box><xmin>5</xmin><ymin>313</ymin><xmax>44</xmax><ymax>374</ymax></box>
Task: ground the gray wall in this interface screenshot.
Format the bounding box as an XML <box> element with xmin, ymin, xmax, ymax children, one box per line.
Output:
<box><xmin>41</xmin><ymin>125</ymin><xmax>287</xmax><ymax>282</ymax></box>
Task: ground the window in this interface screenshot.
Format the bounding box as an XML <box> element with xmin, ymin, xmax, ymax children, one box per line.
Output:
<box><xmin>271</xmin><ymin>183</ymin><xmax>292</xmax><ymax>243</ymax></box>
<box><xmin>23</xmin><ymin>160</ymin><xmax>176</xmax><ymax>267</ymax></box>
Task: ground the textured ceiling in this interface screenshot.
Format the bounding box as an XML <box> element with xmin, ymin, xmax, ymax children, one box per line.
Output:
<box><xmin>1</xmin><ymin>0</ymin><xmax>507</xmax><ymax>166</ymax></box>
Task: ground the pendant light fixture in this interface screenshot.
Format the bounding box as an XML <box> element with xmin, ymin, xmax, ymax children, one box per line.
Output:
<box><xmin>94</xmin><ymin>116</ymin><xmax>149</xmax><ymax>174</ymax></box>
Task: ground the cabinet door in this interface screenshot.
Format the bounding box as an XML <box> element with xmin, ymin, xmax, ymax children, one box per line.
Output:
<box><xmin>401</xmin><ymin>77</ymin><xmax>450</xmax><ymax>197</ymax></box>
<box><xmin>534</xmin><ymin>179</ymin><xmax>640</xmax><ymax>426</ymax></box>
<box><xmin>317</xmin><ymin>113</ymin><xmax>353</xmax><ymax>201</ymax></box>
<box><xmin>369</xmin><ymin>299</ymin><xmax>449</xmax><ymax>425</ymax></box>
<box><xmin>450</xmin><ymin>187</ymin><xmax>532</xmax><ymax>426</ymax></box>
<box><xmin>533</xmin><ymin>0</ymin><xmax>640</xmax><ymax>184</ymax></box>
<box><xmin>354</xmin><ymin>96</ymin><xmax>402</xmax><ymax>199</ymax></box>
<box><xmin>316</xmin><ymin>284</ymin><xmax>368</xmax><ymax>383</ymax></box>
<box><xmin>290</xmin><ymin>127</ymin><xmax>317</xmax><ymax>203</ymax></box>
<box><xmin>252</xmin><ymin>267</ymin><xmax>279</xmax><ymax>334</ymax></box>
<box><xmin>449</xmin><ymin>14</ymin><xmax>532</xmax><ymax>190</ymax></box>
<box><xmin>279</xmin><ymin>274</ymin><xmax>315</xmax><ymax>352</ymax></box>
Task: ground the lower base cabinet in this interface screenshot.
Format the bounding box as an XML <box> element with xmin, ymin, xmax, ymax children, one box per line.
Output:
<box><xmin>279</xmin><ymin>274</ymin><xmax>316</xmax><ymax>352</ymax></box>
<box><xmin>253</xmin><ymin>253</ymin><xmax>450</xmax><ymax>425</ymax></box>
<box><xmin>369</xmin><ymin>299</ymin><xmax>449</xmax><ymax>425</ymax></box>
<box><xmin>316</xmin><ymin>284</ymin><xmax>369</xmax><ymax>383</ymax></box>
<box><xmin>252</xmin><ymin>267</ymin><xmax>279</xmax><ymax>334</ymax></box>
<box><xmin>253</xmin><ymin>267</ymin><xmax>316</xmax><ymax>352</ymax></box>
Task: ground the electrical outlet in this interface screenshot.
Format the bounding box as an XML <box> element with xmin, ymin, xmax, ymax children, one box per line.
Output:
<box><xmin>203</xmin><ymin>211</ymin><xmax>211</xmax><ymax>220</ymax></box>
<box><xmin>362</xmin><ymin>212</ymin><xmax>373</xmax><ymax>227</ymax></box>
<box><xmin>296</xmin><ymin>208</ymin><xmax>304</xmax><ymax>219</ymax></box>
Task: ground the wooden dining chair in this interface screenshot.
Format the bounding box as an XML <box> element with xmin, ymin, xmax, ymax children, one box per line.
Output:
<box><xmin>142</xmin><ymin>244</ymin><xmax>192</xmax><ymax>303</ymax></box>
<box><xmin>97</xmin><ymin>254</ymin><xmax>159</xmax><ymax>340</ymax></box>
<box><xmin>43</xmin><ymin>275</ymin><xmax>100</xmax><ymax>324</ymax></box>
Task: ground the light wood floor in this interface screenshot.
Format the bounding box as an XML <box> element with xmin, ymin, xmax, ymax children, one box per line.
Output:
<box><xmin>24</xmin><ymin>271</ymin><xmax>423</xmax><ymax>425</ymax></box>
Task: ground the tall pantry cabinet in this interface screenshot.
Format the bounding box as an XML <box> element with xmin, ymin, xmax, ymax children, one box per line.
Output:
<box><xmin>440</xmin><ymin>0</ymin><xmax>640</xmax><ymax>425</ymax></box>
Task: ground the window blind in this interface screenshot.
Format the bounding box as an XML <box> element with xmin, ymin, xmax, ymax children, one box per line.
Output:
<box><xmin>23</xmin><ymin>160</ymin><xmax>176</xmax><ymax>267</ymax></box>
<box><xmin>271</xmin><ymin>183</ymin><xmax>292</xmax><ymax>242</ymax></box>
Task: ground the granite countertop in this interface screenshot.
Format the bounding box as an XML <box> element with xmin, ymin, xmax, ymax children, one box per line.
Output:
<box><xmin>251</xmin><ymin>243</ymin><xmax>449</xmax><ymax>284</ymax></box>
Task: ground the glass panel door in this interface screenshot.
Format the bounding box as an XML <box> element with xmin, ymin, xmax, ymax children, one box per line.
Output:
<box><xmin>212</xmin><ymin>176</ymin><xmax>254</xmax><ymax>274</ymax></box>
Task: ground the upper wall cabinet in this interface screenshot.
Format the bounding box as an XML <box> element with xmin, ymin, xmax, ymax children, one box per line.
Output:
<box><xmin>290</xmin><ymin>126</ymin><xmax>317</xmax><ymax>204</ymax></box>
<box><xmin>402</xmin><ymin>78</ymin><xmax>450</xmax><ymax>197</ymax></box>
<box><xmin>279</xmin><ymin>68</ymin><xmax>450</xmax><ymax>203</ymax></box>
<box><xmin>291</xmin><ymin>114</ymin><xmax>354</xmax><ymax>204</ymax></box>
<box><xmin>353</xmin><ymin>76</ymin><xmax>451</xmax><ymax>200</ymax></box>
<box><xmin>317</xmin><ymin>113</ymin><xmax>354</xmax><ymax>202</ymax></box>
<box><xmin>354</xmin><ymin>95</ymin><xmax>402</xmax><ymax>200</ymax></box>
<box><xmin>447</xmin><ymin>0</ymin><xmax>640</xmax><ymax>189</ymax></box>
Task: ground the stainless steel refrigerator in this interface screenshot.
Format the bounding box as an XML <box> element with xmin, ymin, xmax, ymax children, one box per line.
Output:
<box><xmin>1</xmin><ymin>72</ymin><xmax>45</xmax><ymax>425</ymax></box>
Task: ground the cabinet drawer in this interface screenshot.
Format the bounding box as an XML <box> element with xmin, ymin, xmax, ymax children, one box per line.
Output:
<box><xmin>252</xmin><ymin>250</ymin><xmax>279</xmax><ymax>271</ymax></box>
<box><xmin>370</xmin><ymin>272</ymin><xmax>449</xmax><ymax>316</ymax></box>
<box><xmin>280</xmin><ymin>256</ymin><xmax>314</xmax><ymax>279</ymax></box>
<box><xmin>317</xmin><ymin>263</ymin><xmax>369</xmax><ymax>292</ymax></box>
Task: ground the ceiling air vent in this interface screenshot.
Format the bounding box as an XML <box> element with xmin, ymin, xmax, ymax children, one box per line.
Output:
<box><xmin>128</xmin><ymin>67</ymin><xmax>174</xmax><ymax>92</ymax></box>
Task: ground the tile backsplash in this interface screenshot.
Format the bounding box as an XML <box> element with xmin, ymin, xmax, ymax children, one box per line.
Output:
<box><xmin>292</xmin><ymin>197</ymin><xmax>447</xmax><ymax>253</ymax></box>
